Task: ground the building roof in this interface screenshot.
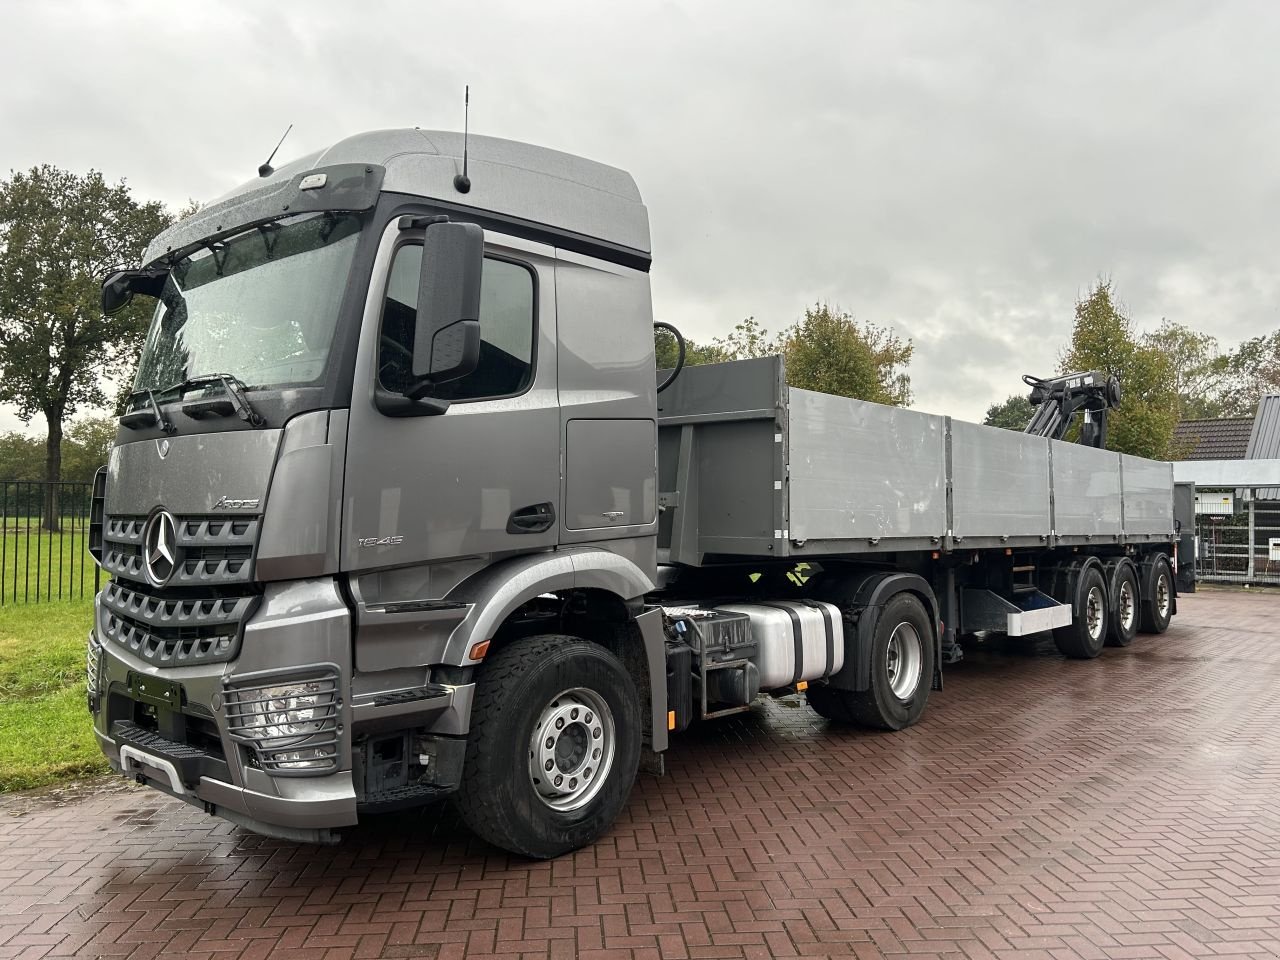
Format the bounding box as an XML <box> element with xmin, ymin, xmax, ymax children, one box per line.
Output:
<box><xmin>1245</xmin><ymin>395</ymin><xmax>1280</xmax><ymax>498</ymax></box>
<box><xmin>1172</xmin><ymin>416</ymin><xmax>1255</xmax><ymax>461</ymax></box>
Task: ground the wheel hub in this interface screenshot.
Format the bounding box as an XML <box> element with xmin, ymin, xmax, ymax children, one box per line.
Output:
<box><xmin>885</xmin><ymin>622</ymin><xmax>923</xmax><ymax>700</ymax></box>
<box><xmin>1119</xmin><ymin>580</ymin><xmax>1135</xmax><ymax>632</ymax></box>
<box><xmin>528</xmin><ymin>687</ymin><xmax>615</xmax><ymax>812</ymax></box>
<box><xmin>1086</xmin><ymin>585</ymin><xmax>1104</xmax><ymax>641</ymax></box>
<box><xmin>1157</xmin><ymin>573</ymin><xmax>1170</xmax><ymax>618</ymax></box>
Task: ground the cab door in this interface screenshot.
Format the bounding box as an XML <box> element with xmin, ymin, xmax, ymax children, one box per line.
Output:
<box><xmin>341</xmin><ymin>223</ymin><xmax>560</xmax><ymax>573</ymax></box>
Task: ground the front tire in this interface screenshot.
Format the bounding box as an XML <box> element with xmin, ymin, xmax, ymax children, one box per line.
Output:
<box><xmin>455</xmin><ymin>635</ymin><xmax>641</xmax><ymax>859</ymax></box>
<box><xmin>807</xmin><ymin>592</ymin><xmax>934</xmax><ymax>731</ymax></box>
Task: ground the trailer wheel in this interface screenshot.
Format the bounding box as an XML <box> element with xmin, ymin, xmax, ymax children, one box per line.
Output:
<box><xmin>806</xmin><ymin>592</ymin><xmax>934</xmax><ymax>731</ymax></box>
<box><xmin>1105</xmin><ymin>561</ymin><xmax>1139</xmax><ymax>647</ymax></box>
<box><xmin>1052</xmin><ymin>565</ymin><xmax>1108</xmax><ymax>659</ymax></box>
<box><xmin>1139</xmin><ymin>556</ymin><xmax>1174</xmax><ymax>635</ymax></box>
<box><xmin>454</xmin><ymin>635</ymin><xmax>641</xmax><ymax>859</ymax></box>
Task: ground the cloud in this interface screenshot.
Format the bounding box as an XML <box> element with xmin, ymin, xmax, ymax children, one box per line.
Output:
<box><xmin>2</xmin><ymin>0</ymin><xmax>1278</xmax><ymax>427</ymax></box>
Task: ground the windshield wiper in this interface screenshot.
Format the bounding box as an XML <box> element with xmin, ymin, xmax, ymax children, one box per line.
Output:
<box><xmin>162</xmin><ymin>374</ymin><xmax>266</xmax><ymax>428</ymax></box>
<box><xmin>119</xmin><ymin>388</ymin><xmax>176</xmax><ymax>433</ymax></box>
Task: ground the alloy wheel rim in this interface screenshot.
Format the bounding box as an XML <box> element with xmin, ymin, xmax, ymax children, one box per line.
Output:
<box><xmin>528</xmin><ymin>687</ymin><xmax>615</xmax><ymax>812</ymax></box>
<box><xmin>1086</xmin><ymin>585</ymin><xmax>1105</xmax><ymax>641</ymax></box>
<box><xmin>885</xmin><ymin>622</ymin><xmax>923</xmax><ymax>700</ymax></box>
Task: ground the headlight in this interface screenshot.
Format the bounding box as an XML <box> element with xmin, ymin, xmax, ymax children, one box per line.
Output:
<box><xmin>224</xmin><ymin>673</ymin><xmax>340</xmax><ymax>775</ymax></box>
<box><xmin>239</xmin><ymin>682</ymin><xmax>330</xmax><ymax>740</ymax></box>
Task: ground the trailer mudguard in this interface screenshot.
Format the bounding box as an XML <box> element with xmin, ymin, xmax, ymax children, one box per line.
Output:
<box><xmin>819</xmin><ymin>572</ymin><xmax>940</xmax><ymax>693</ymax></box>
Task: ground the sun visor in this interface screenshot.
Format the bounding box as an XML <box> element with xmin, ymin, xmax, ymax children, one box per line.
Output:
<box><xmin>142</xmin><ymin>163</ymin><xmax>384</xmax><ymax>266</ymax></box>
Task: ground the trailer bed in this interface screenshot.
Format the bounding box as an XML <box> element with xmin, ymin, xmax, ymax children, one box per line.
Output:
<box><xmin>657</xmin><ymin>357</ymin><xmax>1174</xmax><ymax>565</ymax></box>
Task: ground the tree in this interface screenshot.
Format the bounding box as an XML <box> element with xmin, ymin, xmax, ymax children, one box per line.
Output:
<box><xmin>984</xmin><ymin>394</ymin><xmax>1034</xmax><ymax>431</ymax></box>
<box><xmin>654</xmin><ymin>326</ymin><xmax>727</xmax><ymax>370</ymax></box>
<box><xmin>60</xmin><ymin>415</ymin><xmax>116</xmax><ymax>484</ymax></box>
<box><xmin>0</xmin><ymin>167</ymin><xmax>171</xmax><ymax>529</ymax></box>
<box><xmin>1219</xmin><ymin>331</ymin><xmax>1280</xmax><ymax>417</ymax></box>
<box><xmin>778</xmin><ymin>304</ymin><xmax>912</xmax><ymax>405</ymax></box>
<box><xmin>1060</xmin><ymin>281</ymin><xmax>1178</xmax><ymax>460</ymax></box>
<box><xmin>1141</xmin><ymin>319</ymin><xmax>1228</xmax><ymax>420</ymax></box>
<box><xmin>653</xmin><ymin>306</ymin><xmax>913</xmax><ymax>406</ymax></box>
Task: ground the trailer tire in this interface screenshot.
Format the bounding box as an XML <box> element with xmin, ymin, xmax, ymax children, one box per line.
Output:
<box><xmin>454</xmin><ymin>634</ymin><xmax>641</xmax><ymax>860</ymax></box>
<box><xmin>1052</xmin><ymin>565</ymin><xmax>1108</xmax><ymax>659</ymax></box>
<box><xmin>1105</xmin><ymin>560</ymin><xmax>1140</xmax><ymax>647</ymax></box>
<box><xmin>1139</xmin><ymin>556</ymin><xmax>1174</xmax><ymax>635</ymax></box>
<box><xmin>807</xmin><ymin>593</ymin><xmax>934</xmax><ymax>731</ymax></box>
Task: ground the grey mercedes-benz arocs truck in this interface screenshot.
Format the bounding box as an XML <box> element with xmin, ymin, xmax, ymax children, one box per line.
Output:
<box><xmin>88</xmin><ymin>129</ymin><xmax>1191</xmax><ymax>859</ymax></box>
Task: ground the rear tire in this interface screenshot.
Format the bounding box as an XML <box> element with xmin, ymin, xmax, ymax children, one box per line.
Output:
<box><xmin>806</xmin><ymin>592</ymin><xmax>934</xmax><ymax>731</ymax></box>
<box><xmin>1105</xmin><ymin>561</ymin><xmax>1139</xmax><ymax>647</ymax></box>
<box><xmin>1052</xmin><ymin>565</ymin><xmax>1108</xmax><ymax>659</ymax></box>
<box><xmin>1139</xmin><ymin>556</ymin><xmax>1174</xmax><ymax>634</ymax></box>
<box><xmin>454</xmin><ymin>635</ymin><xmax>641</xmax><ymax>859</ymax></box>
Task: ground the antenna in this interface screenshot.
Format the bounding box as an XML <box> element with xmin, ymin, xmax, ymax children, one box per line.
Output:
<box><xmin>258</xmin><ymin>123</ymin><xmax>293</xmax><ymax>178</ymax></box>
<box><xmin>453</xmin><ymin>86</ymin><xmax>471</xmax><ymax>194</ymax></box>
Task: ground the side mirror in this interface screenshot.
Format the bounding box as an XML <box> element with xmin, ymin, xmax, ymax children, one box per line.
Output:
<box><xmin>101</xmin><ymin>267</ymin><xmax>167</xmax><ymax>316</ymax></box>
<box><xmin>412</xmin><ymin>221</ymin><xmax>483</xmax><ymax>383</ymax></box>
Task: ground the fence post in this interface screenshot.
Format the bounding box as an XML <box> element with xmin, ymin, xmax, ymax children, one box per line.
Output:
<box><xmin>1247</xmin><ymin>495</ymin><xmax>1256</xmax><ymax>582</ymax></box>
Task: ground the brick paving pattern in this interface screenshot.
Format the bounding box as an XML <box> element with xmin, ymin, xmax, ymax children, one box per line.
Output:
<box><xmin>2</xmin><ymin>590</ymin><xmax>1279</xmax><ymax>959</ymax></box>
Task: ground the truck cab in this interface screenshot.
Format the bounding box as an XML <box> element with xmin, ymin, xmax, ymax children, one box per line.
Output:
<box><xmin>90</xmin><ymin>130</ymin><xmax>670</xmax><ymax>857</ymax></box>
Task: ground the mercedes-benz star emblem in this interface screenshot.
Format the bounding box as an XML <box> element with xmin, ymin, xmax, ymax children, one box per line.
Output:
<box><xmin>143</xmin><ymin>510</ymin><xmax>179</xmax><ymax>587</ymax></box>
<box><xmin>155</xmin><ymin>438</ymin><xmax>170</xmax><ymax>458</ymax></box>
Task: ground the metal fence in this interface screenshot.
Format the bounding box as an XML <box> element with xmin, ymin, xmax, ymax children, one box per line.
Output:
<box><xmin>1193</xmin><ymin>487</ymin><xmax>1280</xmax><ymax>586</ymax></box>
<box><xmin>0</xmin><ymin>480</ymin><xmax>100</xmax><ymax>604</ymax></box>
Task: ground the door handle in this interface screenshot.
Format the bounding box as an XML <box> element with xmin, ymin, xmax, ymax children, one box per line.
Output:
<box><xmin>507</xmin><ymin>502</ymin><xmax>556</xmax><ymax>534</ymax></box>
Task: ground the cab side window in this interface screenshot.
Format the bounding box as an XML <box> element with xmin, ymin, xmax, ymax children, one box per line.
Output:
<box><xmin>379</xmin><ymin>245</ymin><xmax>536</xmax><ymax>401</ymax></box>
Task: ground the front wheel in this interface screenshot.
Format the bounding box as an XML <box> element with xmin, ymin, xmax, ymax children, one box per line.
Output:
<box><xmin>807</xmin><ymin>592</ymin><xmax>934</xmax><ymax>731</ymax></box>
<box><xmin>454</xmin><ymin>635</ymin><xmax>641</xmax><ymax>859</ymax></box>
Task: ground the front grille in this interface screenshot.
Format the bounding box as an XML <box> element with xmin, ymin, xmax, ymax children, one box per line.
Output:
<box><xmin>102</xmin><ymin>513</ymin><xmax>260</xmax><ymax>586</ymax></box>
<box><xmin>100</xmin><ymin>579</ymin><xmax>260</xmax><ymax>667</ymax></box>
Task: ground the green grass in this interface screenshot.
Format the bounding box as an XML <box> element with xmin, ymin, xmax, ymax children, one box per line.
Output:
<box><xmin>0</xmin><ymin>598</ymin><xmax>107</xmax><ymax>791</ymax></box>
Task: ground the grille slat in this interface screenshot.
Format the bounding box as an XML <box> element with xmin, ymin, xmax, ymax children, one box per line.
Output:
<box><xmin>102</xmin><ymin>513</ymin><xmax>260</xmax><ymax>586</ymax></box>
<box><xmin>99</xmin><ymin>574</ymin><xmax>260</xmax><ymax>668</ymax></box>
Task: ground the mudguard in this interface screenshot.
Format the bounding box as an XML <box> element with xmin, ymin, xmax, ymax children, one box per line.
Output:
<box><xmin>818</xmin><ymin>572</ymin><xmax>940</xmax><ymax>693</ymax></box>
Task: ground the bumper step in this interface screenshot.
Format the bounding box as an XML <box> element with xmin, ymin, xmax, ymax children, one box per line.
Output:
<box><xmin>111</xmin><ymin>720</ymin><xmax>230</xmax><ymax>787</ymax></box>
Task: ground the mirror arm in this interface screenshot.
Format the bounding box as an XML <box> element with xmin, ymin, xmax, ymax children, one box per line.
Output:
<box><xmin>374</xmin><ymin>385</ymin><xmax>450</xmax><ymax>417</ymax></box>
<box><xmin>398</xmin><ymin>214</ymin><xmax>450</xmax><ymax>232</ymax></box>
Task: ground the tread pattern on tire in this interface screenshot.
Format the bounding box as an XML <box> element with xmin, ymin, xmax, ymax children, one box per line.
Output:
<box><xmin>455</xmin><ymin>634</ymin><xmax>640</xmax><ymax>860</ymax></box>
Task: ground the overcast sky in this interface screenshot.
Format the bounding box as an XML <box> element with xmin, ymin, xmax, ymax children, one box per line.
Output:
<box><xmin>3</xmin><ymin>0</ymin><xmax>1278</xmax><ymax>430</ymax></box>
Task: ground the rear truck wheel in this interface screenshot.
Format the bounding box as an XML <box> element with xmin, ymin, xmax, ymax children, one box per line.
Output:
<box><xmin>1139</xmin><ymin>555</ymin><xmax>1174</xmax><ymax>635</ymax></box>
<box><xmin>454</xmin><ymin>634</ymin><xmax>641</xmax><ymax>859</ymax></box>
<box><xmin>1052</xmin><ymin>565</ymin><xmax>1108</xmax><ymax>659</ymax></box>
<box><xmin>806</xmin><ymin>592</ymin><xmax>935</xmax><ymax>731</ymax></box>
<box><xmin>1105</xmin><ymin>561</ymin><xmax>1140</xmax><ymax>647</ymax></box>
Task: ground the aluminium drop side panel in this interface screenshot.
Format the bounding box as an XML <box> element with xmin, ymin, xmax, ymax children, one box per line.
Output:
<box><xmin>786</xmin><ymin>388</ymin><xmax>947</xmax><ymax>547</ymax></box>
<box><xmin>949</xmin><ymin>421</ymin><xmax>1051</xmax><ymax>543</ymax></box>
<box><xmin>656</xmin><ymin>357</ymin><xmax>787</xmax><ymax>560</ymax></box>
<box><xmin>1120</xmin><ymin>454</ymin><xmax>1176</xmax><ymax>539</ymax></box>
<box><xmin>1051</xmin><ymin>441</ymin><xmax>1123</xmax><ymax>540</ymax></box>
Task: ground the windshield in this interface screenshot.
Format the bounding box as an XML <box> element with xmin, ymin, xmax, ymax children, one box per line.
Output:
<box><xmin>133</xmin><ymin>212</ymin><xmax>362</xmax><ymax>393</ymax></box>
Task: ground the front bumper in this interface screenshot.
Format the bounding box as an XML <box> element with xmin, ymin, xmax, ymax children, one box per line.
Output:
<box><xmin>91</xmin><ymin>575</ymin><xmax>477</xmax><ymax>840</ymax></box>
<box><xmin>91</xmin><ymin>577</ymin><xmax>359</xmax><ymax>839</ymax></box>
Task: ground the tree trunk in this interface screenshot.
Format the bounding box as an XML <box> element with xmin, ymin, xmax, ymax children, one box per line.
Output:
<box><xmin>43</xmin><ymin>416</ymin><xmax>62</xmax><ymax>533</ymax></box>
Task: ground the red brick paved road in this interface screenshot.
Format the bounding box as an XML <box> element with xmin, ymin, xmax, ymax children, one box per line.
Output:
<box><xmin>3</xmin><ymin>590</ymin><xmax>1279</xmax><ymax>959</ymax></box>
